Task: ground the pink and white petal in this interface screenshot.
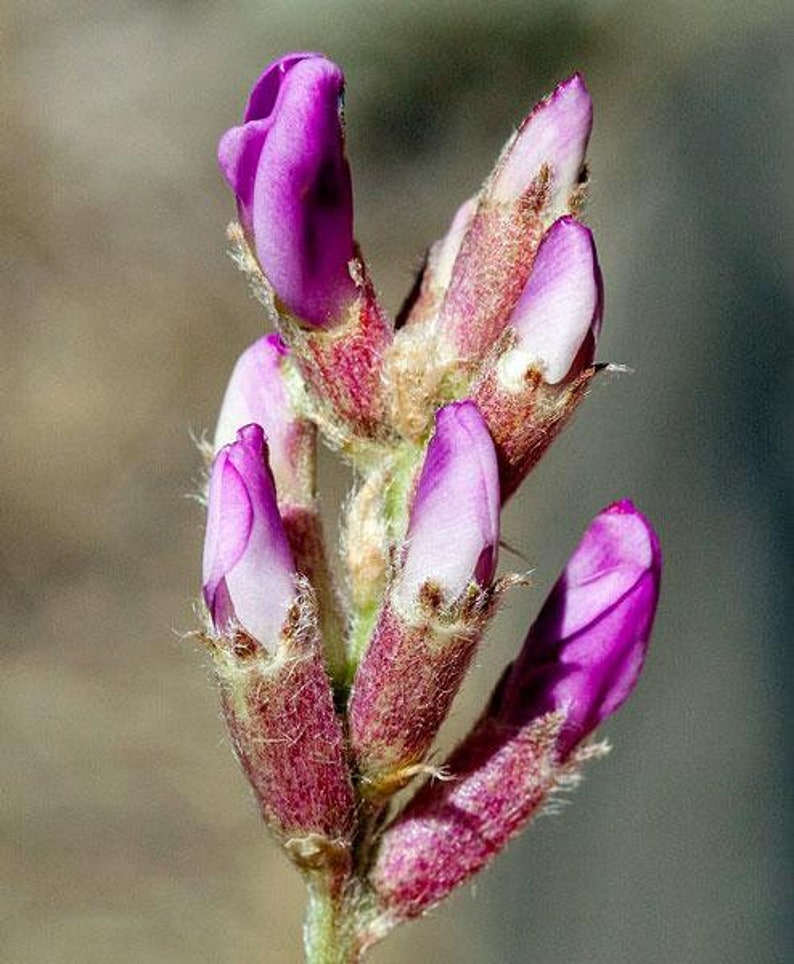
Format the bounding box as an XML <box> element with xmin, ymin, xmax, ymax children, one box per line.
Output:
<box><xmin>491</xmin><ymin>74</ymin><xmax>592</xmax><ymax>210</ymax></box>
<box><xmin>398</xmin><ymin>401</ymin><xmax>500</xmax><ymax>609</ymax></box>
<box><xmin>503</xmin><ymin>217</ymin><xmax>602</xmax><ymax>384</ymax></box>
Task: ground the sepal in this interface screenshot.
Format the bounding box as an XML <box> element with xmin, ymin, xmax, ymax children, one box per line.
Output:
<box><xmin>367</xmin><ymin>712</ymin><xmax>601</xmax><ymax>932</ymax></box>
<box><xmin>207</xmin><ymin>580</ymin><xmax>356</xmax><ymax>863</ymax></box>
<box><xmin>278</xmin><ymin>268</ymin><xmax>394</xmax><ymax>445</ymax></box>
<box><xmin>347</xmin><ymin>584</ymin><xmax>502</xmax><ymax>801</ymax></box>
<box><xmin>225</xmin><ymin>224</ymin><xmax>392</xmax><ymax>445</ymax></box>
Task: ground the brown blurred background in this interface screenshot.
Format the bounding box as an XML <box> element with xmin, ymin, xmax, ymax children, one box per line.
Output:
<box><xmin>2</xmin><ymin>1</ymin><xmax>791</xmax><ymax>961</ymax></box>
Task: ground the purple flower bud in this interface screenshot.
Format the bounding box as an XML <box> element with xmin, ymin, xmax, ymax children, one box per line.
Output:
<box><xmin>498</xmin><ymin>498</ymin><xmax>661</xmax><ymax>758</ymax></box>
<box><xmin>369</xmin><ymin>501</ymin><xmax>661</xmax><ymax>923</ymax></box>
<box><xmin>348</xmin><ymin>402</ymin><xmax>500</xmax><ymax>795</ymax></box>
<box><xmin>473</xmin><ymin>216</ymin><xmax>603</xmax><ymax>498</ymax></box>
<box><xmin>395</xmin><ymin>400</ymin><xmax>500</xmax><ymax>613</ymax></box>
<box><xmin>218</xmin><ymin>53</ymin><xmax>356</xmax><ymax>327</ymax></box>
<box><xmin>202</xmin><ymin>424</ymin><xmax>295</xmax><ymax>650</ymax></box>
<box><xmin>499</xmin><ymin>216</ymin><xmax>603</xmax><ymax>386</ymax></box>
<box><xmin>213</xmin><ymin>334</ymin><xmax>315</xmax><ymax>507</ymax></box>
<box><xmin>491</xmin><ymin>73</ymin><xmax>592</xmax><ymax>210</ymax></box>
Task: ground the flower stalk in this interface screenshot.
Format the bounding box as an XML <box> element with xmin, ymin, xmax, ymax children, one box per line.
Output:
<box><xmin>193</xmin><ymin>51</ymin><xmax>664</xmax><ymax>961</ymax></box>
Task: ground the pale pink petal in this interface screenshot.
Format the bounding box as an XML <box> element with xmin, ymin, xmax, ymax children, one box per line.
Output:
<box><xmin>491</xmin><ymin>74</ymin><xmax>592</xmax><ymax>211</ymax></box>
<box><xmin>502</xmin><ymin>216</ymin><xmax>602</xmax><ymax>384</ymax></box>
<box><xmin>397</xmin><ymin>401</ymin><xmax>500</xmax><ymax>610</ymax></box>
<box><xmin>202</xmin><ymin>425</ymin><xmax>295</xmax><ymax>650</ymax></box>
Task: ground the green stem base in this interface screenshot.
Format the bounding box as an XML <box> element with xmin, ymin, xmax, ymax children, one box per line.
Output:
<box><xmin>303</xmin><ymin>880</ymin><xmax>363</xmax><ymax>964</ymax></box>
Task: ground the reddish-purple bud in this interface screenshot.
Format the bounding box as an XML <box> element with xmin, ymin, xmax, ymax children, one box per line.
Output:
<box><xmin>394</xmin><ymin>196</ymin><xmax>479</xmax><ymax>334</ymax></box>
<box><xmin>348</xmin><ymin>402</ymin><xmax>500</xmax><ymax>796</ymax></box>
<box><xmin>202</xmin><ymin>424</ymin><xmax>355</xmax><ymax>852</ymax></box>
<box><xmin>214</xmin><ymin>334</ymin><xmax>315</xmax><ymax>507</ymax></box>
<box><xmin>215</xmin><ymin>622</ymin><xmax>357</xmax><ymax>852</ymax></box>
<box><xmin>218</xmin><ymin>53</ymin><xmax>356</xmax><ymax>327</ymax></box>
<box><xmin>202</xmin><ymin>424</ymin><xmax>295</xmax><ymax>651</ymax></box>
<box><xmin>212</xmin><ymin>337</ymin><xmax>348</xmax><ymax>680</ymax></box>
<box><xmin>369</xmin><ymin>500</ymin><xmax>661</xmax><ymax>923</ymax></box>
<box><xmin>429</xmin><ymin>196</ymin><xmax>478</xmax><ymax>300</ymax></box>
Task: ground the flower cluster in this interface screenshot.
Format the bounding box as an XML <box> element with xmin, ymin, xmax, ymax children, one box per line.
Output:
<box><xmin>200</xmin><ymin>51</ymin><xmax>662</xmax><ymax>961</ymax></box>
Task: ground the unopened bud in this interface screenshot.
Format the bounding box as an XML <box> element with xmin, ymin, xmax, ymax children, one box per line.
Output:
<box><xmin>213</xmin><ymin>334</ymin><xmax>315</xmax><ymax>506</ymax></box>
<box><xmin>202</xmin><ymin>425</ymin><xmax>355</xmax><ymax>851</ymax></box>
<box><xmin>475</xmin><ymin>216</ymin><xmax>603</xmax><ymax>499</ymax></box>
<box><xmin>394</xmin><ymin>401</ymin><xmax>499</xmax><ymax>614</ymax></box>
<box><xmin>491</xmin><ymin>73</ymin><xmax>592</xmax><ymax>212</ymax></box>
<box><xmin>348</xmin><ymin>402</ymin><xmax>500</xmax><ymax>797</ymax></box>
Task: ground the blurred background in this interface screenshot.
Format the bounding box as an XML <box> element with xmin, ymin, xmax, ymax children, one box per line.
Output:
<box><xmin>2</xmin><ymin>1</ymin><xmax>791</xmax><ymax>961</ymax></box>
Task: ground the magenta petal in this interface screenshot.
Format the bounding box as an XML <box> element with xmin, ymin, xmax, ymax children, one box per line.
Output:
<box><xmin>503</xmin><ymin>216</ymin><xmax>602</xmax><ymax>383</ymax></box>
<box><xmin>202</xmin><ymin>451</ymin><xmax>253</xmax><ymax>623</ymax></box>
<box><xmin>492</xmin><ymin>73</ymin><xmax>592</xmax><ymax>208</ymax></box>
<box><xmin>202</xmin><ymin>424</ymin><xmax>296</xmax><ymax>649</ymax></box>
<box><xmin>217</xmin><ymin>119</ymin><xmax>271</xmax><ymax>233</ymax></box>
<box><xmin>242</xmin><ymin>52</ymin><xmax>322</xmax><ymax>123</ymax></box>
<box><xmin>217</xmin><ymin>53</ymin><xmax>356</xmax><ymax>327</ymax></box>
<box><xmin>397</xmin><ymin>401</ymin><xmax>500</xmax><ymax>609</ymax></box>
<box><xmin>499</xmin><ymin>500</ymin><xmax>662</xmax><ymax>758</ymax></box>
<box><xmin>217</xmin><ymin>53</ymin><xmax>322</xmax><ymax>232</ymax></box>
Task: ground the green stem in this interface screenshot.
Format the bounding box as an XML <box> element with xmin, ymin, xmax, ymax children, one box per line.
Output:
<box><xmin>303</xmin><ymin>879</ymin><xmax>361</xmax><ymax>964</ymax></box>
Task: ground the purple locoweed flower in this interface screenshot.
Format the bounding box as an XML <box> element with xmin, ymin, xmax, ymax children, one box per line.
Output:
<box><xmin>218</xmin><ymin>53</ymin><xmax>356</xmax><ymax>327</ymax></box>
<box><xmin>349</xmin><ymin>401</ymin><xmax>501</xmax><ymax>796</ymax></box>
<box><xmin>202</xmin><ymin>424</ymin><xmax>355</xmax><ymax>850</ymax></box>
<box><xmin>369</xmin><ymin>500</ymin><xmax>661</xmax><ymax>925</ymax></box>
<box><xmin>203</xmin><ymin>423</ymin><xmax>295</xmax><ymax>650</ymax></box>
<box><xmin>491</xmin><ymin>498</ymin><xmax>661</xmax><ymax>758</ymax></box>
<box><xmin>219</xmin><ymin>53</ymin><xmax>394</xmax><ymax>437</ymax></box>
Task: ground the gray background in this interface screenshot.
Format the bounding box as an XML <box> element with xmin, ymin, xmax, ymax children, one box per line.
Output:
<box><xmin>2</xmin><ymin>1</ymin><xmax>791</xmax><ymax>961</ymax></box>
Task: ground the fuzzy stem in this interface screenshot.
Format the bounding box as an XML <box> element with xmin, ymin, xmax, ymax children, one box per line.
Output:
<box><xmin>303</xmin><ymin>879</ymin><xmax>362</xmax><ymax>964</ymax></box>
